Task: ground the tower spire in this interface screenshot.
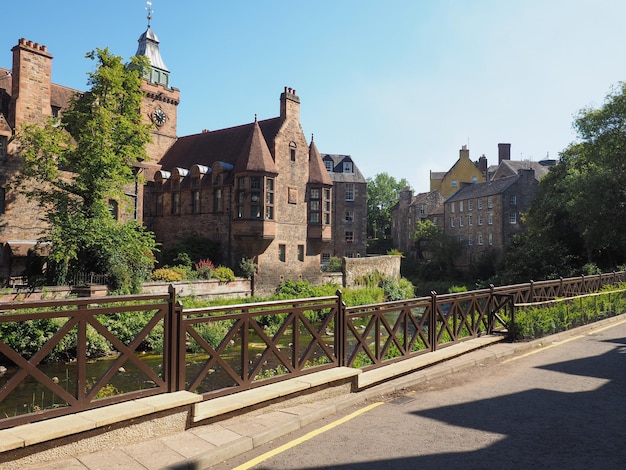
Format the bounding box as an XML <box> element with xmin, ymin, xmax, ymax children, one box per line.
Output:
<box><xmin>146</xmin><ymin>1</ymin><xmax>153</xmax><ymax>28</ymax></box>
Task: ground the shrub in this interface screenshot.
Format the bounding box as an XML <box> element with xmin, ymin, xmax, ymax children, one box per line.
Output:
<box><xmin>238</xmin><ymin>257</ymin><xmax>258</xmax><ymax>278</ymax></box>
<box><xmin>322</xmin><ymin>256</ymin><xmax>343</xmax><ymax>272</ymax></box>
<box><xmin>213</xmin><ymin>266</ymin><xmax>235</xmax><ymax>282</ymax></box>
<box><xmin>195</xmin><ymin>259</ymin><xmax>215</xmax><ymax>280</ymax></box>
<box><xmin>152</xmin><ymin>268</ymin><xmax>183</xmax><ymax>282</ymax></box>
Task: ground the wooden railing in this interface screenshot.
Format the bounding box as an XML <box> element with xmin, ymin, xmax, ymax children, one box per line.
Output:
<box><xmin>1</xmin><ymin>272</ymin><xmax>624</xmax><ymax>429</ymax></box>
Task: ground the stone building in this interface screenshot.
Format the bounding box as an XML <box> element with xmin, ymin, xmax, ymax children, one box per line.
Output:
<box><xmin>444</xmin><ymin>168</ymin><xmax>539</xmax><ymax>268</ymax></box>
<box><xmin>391</xmin><ymin>188</ymin><xmax>444</xmax><ymax>257</ymax></box>
<box><xmin>320</xmin><ymin>154</ymin><xmax>367</xmax><ymax>263</ymax></box>
<box><xmin>0</xmin><ymin>39</ymin><xmax>77</xmax><ymax>280</ymax></box>
<box><xmin>148</xmin><ymin>87</ymin><xmax>333</xmax><ymax>295</ymax></box>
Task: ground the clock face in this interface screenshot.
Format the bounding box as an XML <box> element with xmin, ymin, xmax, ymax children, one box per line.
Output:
<box><xmin>153</xmin><ymin>108</ymin><xmax>167</xmax><ymax>127</ymax></box>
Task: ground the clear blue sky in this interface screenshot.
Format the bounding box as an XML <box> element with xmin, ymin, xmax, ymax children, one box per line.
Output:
<box><xmin>3</xmin><ymin>1</ymin><xmax>626</xmax><ymax>192</ymax></box>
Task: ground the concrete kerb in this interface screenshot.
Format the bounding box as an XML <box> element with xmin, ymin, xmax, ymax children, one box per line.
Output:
<box><xmin>180</xmin><ymin>313</ymin><xmax>626</xmax><ymax>469</ymax></box>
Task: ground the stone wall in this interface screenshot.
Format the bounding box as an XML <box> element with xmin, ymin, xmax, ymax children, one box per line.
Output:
<box><xmin>343</xmin><ymin>255</ymin><xmax>401</xmax><ymax>288</ymax></box>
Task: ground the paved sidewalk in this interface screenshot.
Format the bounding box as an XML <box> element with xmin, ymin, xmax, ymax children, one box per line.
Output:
<box><xmin>21</xmin><ymin>313</ymin><xmax>626</xmax><ymax>470</ymax></box>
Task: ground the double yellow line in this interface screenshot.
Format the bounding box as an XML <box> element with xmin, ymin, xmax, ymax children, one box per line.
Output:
<box><xmin>233</xmin><ymin>402</ymin><xmax>384</xmax><ymax>470</ymax></box>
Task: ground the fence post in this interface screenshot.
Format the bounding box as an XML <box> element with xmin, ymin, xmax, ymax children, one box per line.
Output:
<box><xmin>166</xmin><ymin>284</ymin><xmax>184</xmax><ymax>392</ymax></box>
<box><xmin>336</xmin><ymin>290</ymin><xmax>346</xmax><ymax>367</ymax></box>
<box><xmin>488</xmin><ymin>284</ymin><xmax>495</xmax><ymax>334</ymax></box>
<box><xmin>430</xmin><ymin>291</ymin><xmax>437</xmax><ymax>352</ymax></box>
<box><xmin>529</xmin><ymin>280</ymin><xmax>534</xmax><ymax>303</ymax></box>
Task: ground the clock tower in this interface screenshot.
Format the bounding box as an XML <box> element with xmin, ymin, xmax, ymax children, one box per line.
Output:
<box><xmin>135</xmin><ymin>6</ymin><xmax>179</xmax><ymax>164</ymax></box>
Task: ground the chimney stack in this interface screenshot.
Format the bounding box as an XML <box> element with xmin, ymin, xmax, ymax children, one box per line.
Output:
<box><xmin>498</xmin><ymin>143</ymin><xmax>511</xmax><ymax>164</ymax></box>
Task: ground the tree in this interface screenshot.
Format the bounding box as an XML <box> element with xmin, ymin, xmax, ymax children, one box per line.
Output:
<box><xmin>366</xmin><ymin>173</ymin><xmax>409</xmax><ymax>239</ymax></box>
<box><xmin>502</xmin><ymin>82</ymin><xmax>626</xmax><ymax>280</ymax></box>
<box><xmin>412</xmin><ymin>220</ymin><xmax>462</xmax><ymax>277</ymax></box>
<box><xmin>13</xmin><ymin>48</ymin><xmax>156</xmax><ymax>293</ymax></box>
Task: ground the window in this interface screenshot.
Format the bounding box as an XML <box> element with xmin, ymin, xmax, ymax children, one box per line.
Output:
<box><xmin>321</xmin><ymin>253</ymin><xmax>331</xmax><ymax>267</ymax></box>
<box><xmin>488</xmin><ymin>233</ymin><xmax>493</xmax><ymax>245</ymax></box>
<box><xmin>472</xmin><ymin>176</ymin><xmax>478</xmax><ymax>183</ymax></box>
<box><xmin>419</xmin><ymin>204</ymin><xmax>425</xmax><ymax>216</ymax></box>
<box><xmin>345</xmin><ymin>231</ymin><xmax>354</xmax><ymax>243</ymax></box>
<box><xmin>192</xmin><ymin>190</ymin><xmax>201</xmax><ymax>214</ymax></box>
<box><xmin>213</xmin><ymin>188</ymin><xmax>222</xmax><ymax>212</ymax></box>
<box><xmin>345</xmin><ymin>210</ymin><xmax>354</xmax><ymax>223</ymax></box>
<box><xmin>468</xmin><ymin>200</ymin><xmax>473</xmax><ymax>211</ymax></box>
<box><xmin>343</xmin><ymin>161</ymin><xmax>353</xmax><ymax>173</ymax></box>
<box><xmin>345</xmin><ymin>183</ymin><xmax>354</xmax><ymax>201</ymax></box>
<box><xmin>251</xmin><ymin>176</ymin><xmax>262</xmax><ymax>219</ymax></box>
<box><xmin>468</xmin><ymin>215</ymin><xmax>473</xmax><ymax>226</ymax></box>
<box><xmin>310</xmin><ymin>188</ymin><xmax>320</xmax><ymax>223</ymax></box>
<box><xmin>323</xmin><ymin>188</ymin><xmax>331</xmax><ymax>224</ymax></box>
<box><xmin>450</xmin><ymin>217</ymin><xmax>455</xmax><ymax>228</ymax></box>
<box><xmin>459</xmin><ymin>216</ymin><xmax>463</xmax><ymax>227</ymax></box>
<box><xmin>488</xmin><ymin>213</ymin><xmax>493</xmax><ymax>225</ymax></box>
<box><xmin>171</xmin><ymin>193</ymin><xmax>180</xmax><ymax>215</ymax></box>
<box><xmin>487</xmin><ymin>196</ymin><xmax>493</xmax><ymax>209</ymax></box>
<box><xmin>289</xmin><ymin>142</ymin><xmax>297</xmax><ymax>162</ymax></box>
<box><xmin>478</xmin><ymin>234</ymin><xmax>483</xmax><ymax>245</ymax></box>
<box><xmin>278</xmin><ymin>244</ymin><xmax>286</xmax><ymax>262</ymax></box>
<box><xmin>510</xmin><ymin>195</ymin><xmax>517</xmax><ymax>206</ymax></box>
<box><xmin>468</xmin><ymin>234</ymin><xmax>473</xmax><ymax>246</ymax></box>
<box><xmin>478</xmin><ymin>215</ymin><xmax>483</xmax><ymax>226</ymax></box>
<box><xmin>237</xmin><ymin>188</ymin><xmax>245</xmax><ymax>218</ymax></box>
<box><xmin>325</xmin><ymin>160</ymin><xmax>333</xmax><ymax>172</ymax></box>
<box><xmin>108</xmin><ymin>200</ymin><xmax>119</xmax><ymax>220</ymax></box>
<box><xmin>0</xmin><ymin>136</ymin><xmax>6</xmax><ymax>160</ymax></box>
<box><xmin>452</xmin><ymin>180</ymin><xmax>457</xmax><ymax>187</ymax></box>
<box><xmin>451</xmin><ymin>202</ymin><xmax>455</xmax><ymax>213</ymax></box>
<box><xmin>156</xmin><ymin>194</ymin><xmax>163</xmax><ymax>216</ymax></box>
<box><xmin>0</xmin><ymin>187</ymin><xmax>5</xmax><ymax>214</ymax></box>
<box><xmin>266</xmin><ymin>178</ymin><xmax>274</xmax><ymax>220</ymax></box>
<box><xmin>459</xmin><ymin>201</ymin><xmax>464</xmax><ymax>212</ymax></box>
<box><xmin>297</xmin><ymin>244</ymin><xmax>304</xmax><ymax>262</ymax></box>
<box><xmin>510</xmin><ymin>212</ymin><xmax>517</xmax><ymax>224</ymax></box>
<box><xmin>477</xmin><ymin>199</ymin><xmax>483</xmax><ymax>210</ymax></box>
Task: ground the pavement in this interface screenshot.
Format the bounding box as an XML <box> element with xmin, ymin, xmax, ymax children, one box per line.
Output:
<box><xmin>15</xmin><ymin>313</ymin><xmax>626</xmax><ymax>470</ymax></box>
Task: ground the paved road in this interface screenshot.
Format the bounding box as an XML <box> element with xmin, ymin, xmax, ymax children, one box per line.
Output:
<box><xmin>214</xmin><ymin>319</ymin><xmax>626</xmax><ymax>469</ymax></box>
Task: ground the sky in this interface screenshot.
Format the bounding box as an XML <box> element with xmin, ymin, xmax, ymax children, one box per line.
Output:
<box><xmin>3</xmin><ymin>0</ymin><xmax>626</xmax><ymax>192</ymax></box>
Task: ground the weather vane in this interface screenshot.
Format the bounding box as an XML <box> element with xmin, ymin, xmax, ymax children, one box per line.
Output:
<box><xmin>146</xmin><ymin>1</ymin><xmax>153</xmax><ymax>27</ymax></box>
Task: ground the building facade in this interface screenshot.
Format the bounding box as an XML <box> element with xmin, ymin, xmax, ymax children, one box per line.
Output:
<box><xmin>444</xmin><ymin>168</ymin><xmax>539</xmax><ymax>268</ymax></box>
<box><xmin>391</xmin><ymin>188</ymin><xmax>445</xmax><ymax>256</ymax></box>
<box><xmin>320</xmin><ymin>154</ymin><xmax>367</xmax><ymax>263</ymax></box>
<box><xmin>148</xmin><ymin>88</ymin><xmax>333</xmax><ymax>295</ymax></box>
<box><xmin>430</xmin><ymin>145</ymin><xmax>487</xmax><ymax>198</ymax></box>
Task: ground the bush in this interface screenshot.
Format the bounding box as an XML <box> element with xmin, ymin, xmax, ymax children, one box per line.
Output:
<box><xmin>213</xmin><ymin>266</ymin><xmax>235</xmax><ymax>282</ymax></box>
<box><xmin>152</xmin><ymin>268</ymin><xmax>183</xmax><ymax>282</ymax></box>
<box><xmin>238</xmin><ymin>257</ymin><xmax>258</xmax><ymax>278</ymax></box>
<box><xmin>195</xmin><ymin>259</ymin><xmax>215</xmax><ymax>280</ymax></box>
<box><xmin>322</xmin><ymin>256</ymin><xmax>343</xmax><ymax>272</ymax></box>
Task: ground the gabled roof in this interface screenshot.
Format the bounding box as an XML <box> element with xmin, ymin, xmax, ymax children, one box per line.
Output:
<box><xmin>321</xmin><ymin>153</ymin><xmax>366</xmax><ymax>183</ymax></box>
<box><xmin>446</xmin><ymin>175</ymin><xmax>518</xmax><ymax>202</ymax></box>
<box><xmin>491</xmin><ymin>160</ymin><xmax>548</xmax><ymax>181</ymax></box>
<box><xmin>158</xmin><ymin>117</ymin><xmax>283</xmax><ymax>171</ymax></box>
<box><xmin>309</xmin><ymin>140</ymin><xmax>333</xmax><ymax>185</ymax></box>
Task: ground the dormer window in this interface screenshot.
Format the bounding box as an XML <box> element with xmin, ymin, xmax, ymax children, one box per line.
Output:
<box><xmin>343</xmin><ymin>161</ymin><xmax>353</xmax><ymax>173</ymax></box>
<box><xmin>325</xmin><ymin>160</ymin><xmax>333</xmax><ymax>172</ymax></box>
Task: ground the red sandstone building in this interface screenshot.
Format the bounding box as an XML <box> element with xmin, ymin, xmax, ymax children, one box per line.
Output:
<box><xmin>0</xmin><ymin>22</ymin><xmax>366</xmax><ymax>292</ymax></box>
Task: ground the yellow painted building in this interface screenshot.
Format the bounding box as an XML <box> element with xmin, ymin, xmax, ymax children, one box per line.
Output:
<box><xmin>430</xmin><ymin>145</ymin><xmax>486</xmax><ymax>198</ymax></box>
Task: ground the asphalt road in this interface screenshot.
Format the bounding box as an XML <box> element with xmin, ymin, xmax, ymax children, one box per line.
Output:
<box><xmin>213</xmin><ymin>319</ymin><xmax>626</xmax><ymax>469</ymax></box>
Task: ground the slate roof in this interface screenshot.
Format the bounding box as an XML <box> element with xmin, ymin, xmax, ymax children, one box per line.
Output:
<box><xmin>158</xmin><ymin>117</ymin><xmax>283</xmax><ymax>171</ymax></box>
<box><xmin>446</xmin><ymin>175</ymin><xmax>518</xmax><ymax>202</ymax></box>
<box><xmin>321</xmin><ymin>154</ymin><xmax>366</xmax><ymax>183</ymax></box>
<box><xmin>489</xmin><ymin>160</ymin><xmax>549</xmax><ymax>181</ymax></box>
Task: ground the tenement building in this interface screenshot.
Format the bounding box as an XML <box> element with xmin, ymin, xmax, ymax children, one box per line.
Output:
<box><xmin>321</xmin><ymin>154</ymin><xmax>367</xmax><ymax>263</ymax></box>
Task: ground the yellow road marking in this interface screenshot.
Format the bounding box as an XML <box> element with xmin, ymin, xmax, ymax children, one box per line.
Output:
<box><xmin>502</xmin><ymin>317</ymin><xmax>626</xmax><ymax>364</ymax></box>
<box><xmin>232</xmin><ymin>402</ymin><xmax>384</xmax><ymax>470</ymax></box>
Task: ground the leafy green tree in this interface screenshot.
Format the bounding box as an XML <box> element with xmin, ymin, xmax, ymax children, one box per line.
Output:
<box><xmin>13</xmin><ymin>48</ymin><xmax>156</xmax><ymax>293</ymax></box>
<box><xmin>503</xmin><ymin>82</ymin><xmax>626</xmax><ymax>280</ymax></box>
<box><xmin>413</xmin><ymin>220</ymin><xmax>462</xmax><ymax>276</ymax></box>
<box><xmin>366</xmin><ymin>173</ymin><xmax>409</xmax><ymax>239</ymax></box>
